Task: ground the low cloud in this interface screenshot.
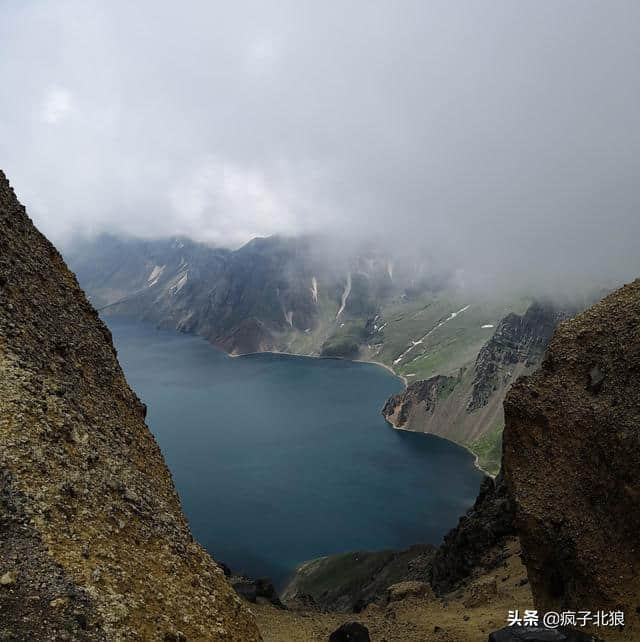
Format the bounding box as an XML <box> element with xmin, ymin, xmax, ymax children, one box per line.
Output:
<box><xmin>167</xmin><ymin>156</ymin><xmax>300</xmax><ymax>246</ymax></box>
<box><xmin>41</xmin><ymin>86</ymin><xmax>74</xmax><ymax>125</ymax></box>
<box><xmin>1</xmin><ymin>0</ymin><xmax>639</xmax><ymax>289</ymax></box>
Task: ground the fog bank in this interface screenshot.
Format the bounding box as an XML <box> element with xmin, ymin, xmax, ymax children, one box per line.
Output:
<box><xmin>1</xmin><ymin>1</ymin><xmax>639</xmax><ymax>287</ymax></box>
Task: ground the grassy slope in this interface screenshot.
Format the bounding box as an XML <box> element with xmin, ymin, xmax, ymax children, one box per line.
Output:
<box><xmin>264</xmin><ymin>287</ymin><xmax>529</xmax><ymax>475</ymax></box>
<box><xmin>365</xmin><ymin>293</ymin><xmax>529</xmax><ymax>373</ymax></box>
<box><xmin>363</xmin><ymin>292</ymin><xmax>530</xmax><ymax>474</ymax></box>
<box><xmin>468</xmin><ymin>422</ymin><xmax>504</xmax><ymax>477</ymax></box>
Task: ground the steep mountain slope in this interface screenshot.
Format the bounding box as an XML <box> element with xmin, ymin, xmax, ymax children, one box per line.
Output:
<box><xmin>257</xmin><ymin>285</ymin><xmax>636</xmax><ymax>641</ymax></box>
<box><xmin>67</xmin><ymin>235</ymin><xmax>408</xmax><ymax>357</ymax></box>
<box><xmin>68</xmin><ymin>236</ymin><xmax>593</xmax><ymax>476</ymax></box>
<box><xmin>382</xmin><ymin>302</ymin><xmax>572</xmax><ymax>474</ymax></box>
<box><xmin>0</xmin><ymin>171</ymin><xmax>260</xmax><ymax>640</ymax></box>
<box><xmin>68</xmin><ymin>236</ymin><xmax>605</xmax><ymax>477</ymax></box>
<box><xmin>67</xmin><ymin>236</ymin><xmax>527</xmax><ymax>368</ymax></box>
<box><xmin>503</xmin><ymin>279</ymin><xmax>640</xmax><ymax>641</ymax></box>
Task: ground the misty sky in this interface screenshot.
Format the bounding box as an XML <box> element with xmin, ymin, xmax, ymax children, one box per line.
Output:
<box><xmin>1</xmin><ymin>1</ymin><xmax>639</xmax><ymax>285</ymax></box>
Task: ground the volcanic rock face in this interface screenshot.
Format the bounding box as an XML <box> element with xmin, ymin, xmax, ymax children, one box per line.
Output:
<box><xmin>328</xmin><ymin>621</ymin><xmax>371</xmax><ymax>642</ymax></box>
<box><xmin>430</xmin><ymin>473</ymin><xmax>516</xmax><ymax>594</ymax></box>
<box><xmin>381</xmin><ymin>375</ymin><xmax>458</xmax><ymax>429</ymax></box>
<box><xmin>66</xmin><ymin>234</ymin><xmax>407</xmax><ymax>358</ymax></box>
<box><xmin>0</xmin><ymin>171</ymin><xmax>260</xmax><ymax>640</ymax></box>
<box><xmin>503</xmin><ymin>279</ymin><xmax>640</xmax><ymax>640</ymax></box>
<box><xmin>468</xmin><ymin>302</ymin><xmax>568</xmax><ymax>412</ymax></box>
<box><xmin>382</xmin><ymin>302</ymin><xmax>570</xmax><ymax>474</ymax></box>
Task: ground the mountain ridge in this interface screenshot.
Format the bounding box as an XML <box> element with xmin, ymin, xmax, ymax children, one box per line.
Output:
<box><xmin>67</xmin><ymin>234</ymin><xmax>604</xmax><ymax>475</ymax></box>
<box><xmin>0</xmin><ymin>172</ymin><xmax>261</xmax><ymax>640</ymax></box>
<box><xmin>382</xmin><ymin>301</ymin><xmax>577</xmax><ymax>474</ymax></box>
<box><xmin>3</xmin><ymin>168</ymin><xmax>633</xmax><ymax>641</ymax></box>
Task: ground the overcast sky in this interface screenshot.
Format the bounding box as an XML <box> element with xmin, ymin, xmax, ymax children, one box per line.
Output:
<box><xmin>1</xmin><ymin>1</ymin><xmax>639</xmax><ymax>285</ymax></box>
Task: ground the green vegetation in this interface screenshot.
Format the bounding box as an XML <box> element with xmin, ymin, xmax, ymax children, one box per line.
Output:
<box><xmin>371</xmin><ymin>293</ymin><xmax>530</xmax><ymax>377</ymax></box>
<box><xmin>437</xmin><ymin>371</ymin><xmax>463</xmax><ymax>400</ymax></box>
<box><xmin>289</xmin><ymin>551</ymin><xmax>395</xmax><ymax>597</ymax></box>
<box><xmin>469</xmin><ymin>422</ymin><xmax>504</xmax><ymax>477</ymax></box>
<box><xmin>399</xmin><ymin>331</ymin><xmax>488</xmax><ymax>380</ymax></box>
<box><xmin>321</xmin><ymin>320</ymin><xmax>368</xmax><ymax>358</ymax></box>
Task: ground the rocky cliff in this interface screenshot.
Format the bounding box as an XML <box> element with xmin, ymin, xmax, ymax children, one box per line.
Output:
<box><xmin>503</xmin><ymin>279</ymin><xmax>640</xmax><ymax>641</ymax></box>
<box><xmin>66</xmin><ymin>235</ymin><xmax>540</xmax><ymax>378</ymax></box>
<box><xmin>382</xmin><ymin>375</ymin><xmax>459</xmax><ymax>431</ymax></box>
<box><xmin>382</xmin><ymin>302</ymin><xmax>572</xmax><ymax>474</ymax></box>
<box><xmin>66</xmin><ymin>235</ymin><xmax>412</xmax><ymax>358</ymax></box>
<box><xmin>429</xmin><ymin>472</ymin><xmax>516</xmax><ymax>595</ymax></box>
<box><xmin>467</xmin><ymin>302</ymin><xmax>567</xmax><ymax>412</ymax></box>
<box><xmin>0</xmin><ymin>171</ymin><xmax>260</xmax><ymax>640</ymax></box>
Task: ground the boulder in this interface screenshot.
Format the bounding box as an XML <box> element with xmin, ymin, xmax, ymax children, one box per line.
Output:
<box><xmin>463</xmin><ymin>578</ymin><xmax>498</xmax><ymax>608</ymax></box>
<box><xmin>231</xmin><ymin>579</ymin><xmax>257</xmax><ymax>603</ymax></box>
<box><xmin>503</xmin><ymin>279</ymin><xmax>640</xmax><ymax>640</ymax></box>
<box><xmin>0</xmin><ymin>571</ymin><xmax>16</xmax><ymax>586</ymax></box>
<box><xmin>385</xmin><ymin>580</ymin><xmax>434</xmax><ymax>603</ymax></box>
<box><xmin>488</xmin><ymin>626</ymin><xmax>602</xmax><ymax>641</ymax></box>
<box><xmin>231</xmin><ymin>576</ymin><xmax>285</xmax><ymax>608</ymax></box>
<box><xmin>328</xmin><ymin>621</ymin><xmax>371</xmax><ymax>642</ymax></box>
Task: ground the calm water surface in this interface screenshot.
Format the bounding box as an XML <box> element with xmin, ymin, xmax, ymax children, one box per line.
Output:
<box><xmin>108</xmin><ymin>318</ymin><xmax>484</xmax><ymax>587</ymax></box>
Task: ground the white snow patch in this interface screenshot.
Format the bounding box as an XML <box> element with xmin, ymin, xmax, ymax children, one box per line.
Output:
<box><xmin>335</xmin><ymin>272</ymin><xmax>352</xmax><ymax>319</ymax></box>
<box><xmin>446</xmin><ymin>304</ymin><xmax>470</xmax><ymax>321</ymax></box>
<box><xmin>172</xmin><ymin>271</ymin><xmax>188</xmax><ymax>294</ymax></box>
<box><xmin>393</xmin><ymin>304</ymin><xmax>471</xmax><ymax>365</ymax></box>
<box><xmin>311</xmin><ymin>276</ymin><xmax>318</xmax><ymax>303</ymax></box>
<box><xmin>147</xmin><ymin>264</ymin><xmax>166</xmax><ymax>286</ymax></box>
<box><xmin>481</xmin><ymin>324</ymin><xmax>495</xmax><ymax>329</ymax></box>
<box><xmin>284</xmin><ymin>310</ymin><xmax>293</xmax><ymax>327</ymax></box>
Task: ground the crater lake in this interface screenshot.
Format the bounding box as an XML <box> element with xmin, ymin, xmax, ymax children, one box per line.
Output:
<box><xmin>107</xmin><ymin>318</ymin><xmax>485</xmax><ymax>587</ymax></box>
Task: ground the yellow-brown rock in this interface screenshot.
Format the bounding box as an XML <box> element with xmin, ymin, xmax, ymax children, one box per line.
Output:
<box><xmin>503</xmin><ymin>279</ymin><xmax>640</xmax><ymax>640</ymax></box>
<box><xmin>0</xmin><ymin>170</ymin><xmax>261</xmax><ymax>641</ymax></box>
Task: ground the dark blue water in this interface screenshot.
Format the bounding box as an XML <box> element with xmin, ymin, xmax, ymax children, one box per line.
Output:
<box><xmin>108</xmin><ymin>318</ymin><xmax>484</xmax><ymax>587</ymax></box>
